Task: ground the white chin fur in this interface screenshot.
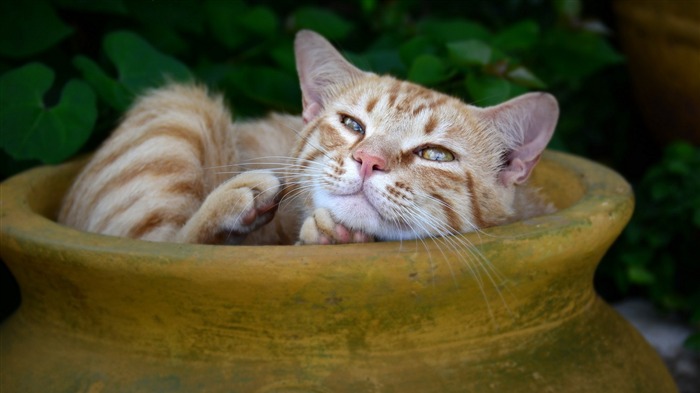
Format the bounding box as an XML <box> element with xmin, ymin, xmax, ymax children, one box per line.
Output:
<box><xmin>313</xmin><ymin>189</ymin><xmax>424</xmax><ymax>241</ymax></box>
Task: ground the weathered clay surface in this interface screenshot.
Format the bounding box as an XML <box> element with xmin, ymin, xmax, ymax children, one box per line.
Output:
<box><xmin>0</xmin><ymin>151</ymin><xmax>677</xmax><ymax>392</ymax></box>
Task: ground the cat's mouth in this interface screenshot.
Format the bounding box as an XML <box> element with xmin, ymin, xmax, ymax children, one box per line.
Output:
<box><xmin>314</xmin><ymin>182</ymin><xmax>419</xmax><ymax>239</ymax></box>
<box><xmin>340</xmin><ymin>192</ymin><xmax>382</xmax><ymax>218</ymax></box>
<box><xmin>318</xmin><ymin>190</ymin><xmax>385</xmax><ymax>233</ymax></box>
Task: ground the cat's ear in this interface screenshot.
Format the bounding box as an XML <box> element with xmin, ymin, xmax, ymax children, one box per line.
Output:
<box><xmin>294</xmin><ymin>30</ymin><xmax>366</xmax><ymax>123</ymax></box>
<box><xmin>482</xmin><ymin>92</ymin><xmax>559</xmax><ymax>186</ymax></box>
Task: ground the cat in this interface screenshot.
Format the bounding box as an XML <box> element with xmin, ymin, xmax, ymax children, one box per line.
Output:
<box><xmin>58</xmin><ymin>29</ymin><xmax>559</xmax><ymax>246</ymax></box>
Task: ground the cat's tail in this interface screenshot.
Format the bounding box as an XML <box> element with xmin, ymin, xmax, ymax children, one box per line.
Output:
<box><xmin>58</xmin><ymin>83</ymin><xmax>238</xmax><ymax>242</ymax></box>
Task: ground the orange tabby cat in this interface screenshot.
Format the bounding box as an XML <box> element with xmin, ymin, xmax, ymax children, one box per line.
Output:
<box><xmin>58</xmin><ymin>30</ymin><xmax>558</xmax><ymax>245</ymax></box>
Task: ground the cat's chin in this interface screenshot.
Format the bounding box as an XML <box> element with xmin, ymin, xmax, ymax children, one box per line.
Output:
<box><xmin>315</xmin><ymin>192</ymin><xmax>383</xmax><ymax>232</ymax></box>
<box><xmin>313</xmin><ymin>191</ymin><xmax>423</xmax><ymax>241</ymax></box>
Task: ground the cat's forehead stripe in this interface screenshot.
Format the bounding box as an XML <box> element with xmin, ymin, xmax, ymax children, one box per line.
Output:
<box><xmin>365</xmin><ymin>96</ymin><xmax>379</xmax><ymax>113</ymax></box>
<box><xmin>412</xmin><ymin>104</ymin><xmax>426</xmax><ymax>116</ymax></box>
<box><xmin>424</xmin><ymin>115</ymin><xmax>438</xmax><ymax>134</ymax></box>
<box><xmin>386</xmin><ymin>81</ymin><xmax>402</xmax><ymax>108</ymax></box>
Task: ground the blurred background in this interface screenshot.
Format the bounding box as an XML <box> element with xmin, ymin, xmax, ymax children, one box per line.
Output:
<box><xmin>1</xmin><ymin>0</ymin><xmax>698</xmax><ymax>387</ymax></box>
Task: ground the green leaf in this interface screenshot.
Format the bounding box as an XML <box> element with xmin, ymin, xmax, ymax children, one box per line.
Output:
<box><xmin>554</xmin><ymin>0</ymin><xmax>582</xmax><ymax>19</ymax></box>
<box><xmin>239</xmin><ymin>6</ymin><xmax>278</xmax><ymax>37</ymax></box>
<box><xmin>465</xmin><ymin>74</ymin><xmax>526</xmax><ymax>106</ymax></box>
<box><xmin>399</xmin><ymin>36</ymin><xmax>435</xmax><ymax>66</ymax></box>
<box><xmin>492</xmin><ymin>20</ymin><xmax>539</xmax><ymax>51</ymax></box>
<box><xmin>620</xmin><ymin>248</ymin><xmax>653</xmax><ymax>267</ymax></box>
<box><xmin>447</xmin><ymin>40</ymin><xmax>492</xmax><ymax>66</ymax></box>
<box><xmin>137</xmin><ymin>24</ymin><xmax>190</xmax><ymax>55</ymax></box>
<box><xmin>75</xmin><ymin>31</ymin><xmax>191</xmax><ymax>111</ymax></box>
<box><xmin>293</xmin><ymin>7</ymin><xmax>354</xmax><ymax>40</ymax></box>
<box><xmin>204</xmin><ymin>0</ymin><xmax>248</xmax><ymax>49</ymax></box>
<box><xmin>125</xmin><ymin>0</ymin><xmax>203</xmax><ymax>34</ymax></box>
<box><xmin>536</xmin><ymin>29</ymin><xmax>624</xmax><ymax>86</ymax></box>
<box><xmin>53</xmin><ymin>0</ymin><xmax>128</xmax><ymax>14</ymax></box>
<box><xmin>650</xmin><ymin>182</ymin><xmax>672</xmax><ymax>201</ymax></box>
<box><xmin>204</xmin><ymin>1</ymin><xmax>278</xmax><ymax>49</ymax></box>
<box><xmin>225</xmin><ymin>66</ymin><xmax>300</xmax><ymax>112</ymax></box>
<box><xmin>683</xmin><ymin>333</ymin><xmax>700</xmax><ymax>351</ymax></box>
<box><xmin>418</xmin><ymin>19</ymin><xmax>491</xmax><ymax>42</ymax></box>
<box><xmin>361</xmin><ymin>0</ymin><xmax>377</xmax><ymax>14</ymax></box>
<box><xmin>691</xmin><ymin>308</ymin><xmax>700</xmax><ymax>324</ymax></box>
<box><xmin>269</xmin><ymin>40</ymin><xmax>297</xmax><ymax>73</ymax></box>
<box><xmin>104</xmin><ymin>31</ymin><xmax>191</xmax><ymax>92</ymax></box>
<box><xmin>194</xmin><ymin>61</ymin><xmax>232</xmax><ymax>88</ymax></box>
<box><xmin>665</xmin><ymin>141</ymin><xmax>696</xmax><ymax>162</ymax></box>
<box><xmin>350</xmin><ymin>49</ymin><xmax>405</xmax><ymax>75</ymax></box>
<box><xmin>0</xmin><ymin>63</ymin><xmax>96</xmax><ymax>164</ymax></box>
<box><xmin>0</xmin><ymin>0</ymin><xmax>73</xmax><ymax>58</ymax></box>
<box><xmin>73</xmin><ymin>56</ymin><xmax>132</xmax><ymax>112</ymax></box>
<box><xmin>666</xmin><ymin>159</ymin><xmax>690</xmax><ymax>176</ymax></box>
<box><xmin>627</xmin><ymin>265</ymin><xmax>656</xmax><ymax>285</ymax></box>
<box><xmin>407</xmin><ymin>55</ymin><xmax>449</xmax><ymax>86</ymax></box>
<box><xmin>507</xmin><ymin>66</ymin><xmax>547</xmax><ymax>89</ymax></box>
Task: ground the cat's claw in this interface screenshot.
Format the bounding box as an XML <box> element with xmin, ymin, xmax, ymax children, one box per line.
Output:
<box><xmin>240</xmin><ymin>197</ymin><xmax>278</xmax><ymax>228</ymax></box>
<box><xmin>297</xmin><ymin>208</ymin><xmax>374</xmax><ymax>245</ymax></box>
<box><xmin>223</xmin><ymin>171</ymin><xmax>280</xmax><ymax>236</ymax></box>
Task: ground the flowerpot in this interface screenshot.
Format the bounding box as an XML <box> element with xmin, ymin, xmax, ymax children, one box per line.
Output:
<box><xmin>0</xmin><ymin>151</ymin><xmax>677</xmax><ymax>392</ymax></box>
<box><xmin>614</xmin><ymin>0</ymin><xmax>700</xmax><ymax>145</ymax></box>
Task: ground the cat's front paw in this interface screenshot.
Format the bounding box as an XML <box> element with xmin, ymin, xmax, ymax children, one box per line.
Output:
<box><xmin>297</xmin><ymin>208</ymin><xmax>374</xmax><ymax>245</ymax></box>
<box><xmin>178</xmin><ymin>170</ymin><xmax>280</xmax><ymax>244</ymax></box>
<box><xmin>220</xmin><ymin>171</ymin><xmax>281</xmax><ymax>235</ymax></box>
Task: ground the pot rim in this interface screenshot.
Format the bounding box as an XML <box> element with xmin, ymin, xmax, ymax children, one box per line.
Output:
<box><xmin>0</xmin><ymin>150</ymin><xmax>633</xmax><ymax>269</ymax></box>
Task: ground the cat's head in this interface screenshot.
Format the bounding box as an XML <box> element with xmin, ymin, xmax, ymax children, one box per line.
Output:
<box><xmin>292</xmin><ymin>30</ymin><xmax>558</xmax><ymax>241</ymax></box>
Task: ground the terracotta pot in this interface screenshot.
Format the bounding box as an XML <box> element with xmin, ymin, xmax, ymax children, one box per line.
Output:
<box><xmin>615</xmin><ymin>0</ymin><xmax>700</xmax><ymax>145</ymax></box>
<box><xmin>0</xmin><ymin>151</ymin><xmax>676</xmax><ymax>392</ymax></box>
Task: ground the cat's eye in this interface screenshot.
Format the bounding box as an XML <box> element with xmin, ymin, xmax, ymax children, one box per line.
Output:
<box><xmin>417</xmin><ymin>147</ymin><xmax>455</xmax><ymax>162</ymax></box>
<box><xmin>340</xmin><ymin>115</ymin><xmax>365</xmax><ymax>135</ymax></box>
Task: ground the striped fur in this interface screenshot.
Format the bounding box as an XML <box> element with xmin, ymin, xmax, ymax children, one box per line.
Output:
<box><xmin>58</xmin><ymin>30</ymin><xmax>558</xmax><ymax>245</ymax></box>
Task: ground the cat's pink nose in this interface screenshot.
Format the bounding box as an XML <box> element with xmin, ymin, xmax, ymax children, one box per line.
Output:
<box><xmin>353</xmin><ymin>150</ymin><xmax>387</xmax><ymax>179</ymax></box>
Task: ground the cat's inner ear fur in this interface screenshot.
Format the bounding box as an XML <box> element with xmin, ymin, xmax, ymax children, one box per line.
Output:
<box><xmin>294</xmin><ymin>30</ymin><xmax>367</xmax><ymax>123</ymax></box>
<box><xmin>482</xmin><ymin>92</ymin><xmax>559</xmax><ymax>187</ymax></box>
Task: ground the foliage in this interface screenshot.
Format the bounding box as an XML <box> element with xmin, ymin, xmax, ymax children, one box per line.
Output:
<box><xmin>0</xmin><ymin>0</ymin><xmax>622</xmax><ymax>175</ymax></box>
<box><xmin>599</xmin><ymin>142</ymin><xmax>700</xmax><ymax>346</ymax></box>
<box><xmin>0</xmin><ymin>63</ymin><xmax>95</xmax><ymax>163</ymax></box>
<box><xmin>0</xmin><ymin>0</ymin><xmax>697</xmax><ymax>344</ymax></box>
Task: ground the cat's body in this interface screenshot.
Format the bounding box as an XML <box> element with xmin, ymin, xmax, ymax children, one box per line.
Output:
<box><xmin>59</xmin><ymin>84</ymin><xmax>303</xmax><ymax>244</ymax></box>
<box><xmin>58</xmin><ymin>30</ymin><xmax>558</xmax><ymax>246</ymax></box>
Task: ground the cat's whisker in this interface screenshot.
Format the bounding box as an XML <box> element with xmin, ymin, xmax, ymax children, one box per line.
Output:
<box><xmin>402</xmin><ymin>208</ymin><xmax>476</xmax><ymax>285</ymax></box>
<box><xmin>205</xmin><ymin>155</ymin><xmax>329</xmax><ymax>182</ymax></box>
<box><xmin>277</xmin><ymin>182</ymin><xmax>319</xmax><ymax>209</ymax></box>
<box><xmin>417</xmin><ymin>204</ymin><xmax>510</xmax><ymax>290</ymax></box>
<box><xmin>418</xmin><ymin>195</ymin><xmax>514</xmax><ymax>304</ymax></box>
<box><xmin>397</xmin><ymin>208</ymin><xmax>465</xmax><ymax>283</ymax></box>
<box><xmin>212</xmin><ymin>161</ymin><xmax>325</xmax><ymax>173</ymax></box>
<box><xmin>383</xmin><ymin>208</ymin><xmax>439</xmax><ymax>286</ymax></box>
<box><xmin>280</xmin><ymin>123</ymin><xmax>334</xmax><ymax>163</ymax></box>
<box><xmin>419</xmin><ymin>192</ymin><xmax>500</xmax><ymax>241</ymax></box>
<box><xmin>394</xmin><ymin>205</ymin><xmax>512</xmax><ymax>323</ymax></box>
<box><xmin>237</xmin><ymin>155</ymin><xmax>329</xmax><ymax>168</ymax></box>
<box><xmin>412</xmin><ymin>195</ymin><xmax>506</xmax><ymax>276</ymax></box>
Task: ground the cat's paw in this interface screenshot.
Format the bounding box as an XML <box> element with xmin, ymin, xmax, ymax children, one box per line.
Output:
<box><xmin>297</xmin><ymin>208</ymin><xmax>374</xmax><ymax>245</ymax></box>
<box><xmin>179</xmin><ymin>170</ymin><xmax>280</xmax><ymax>244</ymax></box>
<box><xmin>219</xmin><ymin>171</ymin><xmax>281</xmax><ymax>234</ymax></box>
